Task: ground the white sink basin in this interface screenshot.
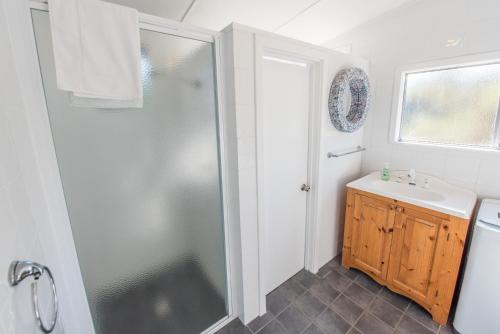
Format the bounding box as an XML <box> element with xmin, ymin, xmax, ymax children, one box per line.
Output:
<box><xmin>348</xmin><ymin>171</ymin><xmax>477</xmax><ymax>219</ymax></box>
<box><xmin>370</xmin><ymin>180</ymin><xmax>446</xmax><ymax>202</ymax></box>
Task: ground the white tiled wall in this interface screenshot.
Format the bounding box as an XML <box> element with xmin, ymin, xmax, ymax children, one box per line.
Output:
<box><xmin>0</xmin><ymin>1</ymin><xmax>59</xmax><ymax>332</ymax></box>
<box><xmin>221</xmin><ymin>26</ymin><xmax>261</xmax><ymax>324</ymax></box>
<box><xmin>0</xmin><ymin>25</ymin><xmax>47</xmax><ymax>334</ymax></box>
<box><xmin>315</xmin><ymin>53</ymin><xmax>368</xmax><ymax>268</ymax></box>
<box><xmin>222</xmin><ymin>23</ymin><xmax>369</xmax><ymax>324</ymax></box>
<box><xmin>324</xmin><ymin>0</ymin><xmax>500</xmax><ymax>199</ymax></box>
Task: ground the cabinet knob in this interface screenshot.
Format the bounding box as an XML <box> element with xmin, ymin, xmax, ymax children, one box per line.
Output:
<box><xmin>396</xmin><ymin>206</ymin><xmax>404</xmax><ymax>213</ymax></box>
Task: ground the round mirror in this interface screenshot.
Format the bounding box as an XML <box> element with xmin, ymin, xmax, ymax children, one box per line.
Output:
<box><xmin>328</xmin><ymin>67</ymin><xmax>371</xmax><ymax>133</ymax></box>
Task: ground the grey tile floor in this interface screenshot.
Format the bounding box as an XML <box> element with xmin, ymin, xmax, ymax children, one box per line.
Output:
<box><xmin>217</xmin><ymin>255</ymin><xmax>457</xmax><ymax>334</ymax></box>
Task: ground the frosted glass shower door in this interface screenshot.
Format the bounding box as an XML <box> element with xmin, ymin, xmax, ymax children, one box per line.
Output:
<box><xmin>31</xmin><ymin>10</ymin><xmax>227</xmax><ymax>334</ymax></box>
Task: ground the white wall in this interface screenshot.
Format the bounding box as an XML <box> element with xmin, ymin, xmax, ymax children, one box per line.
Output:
<box><xmin>0</xmin><ymin>1</ymin><xmax>62</xmax><ymax>332</ymax></box>
<box><xmin>222</xmin><ymin>26</ymin><xmax>261</xmax><ymax>324</ymax></box>
<box><xmin>0</xmin><ymin>1</ymin><xmax>97</xmax><ymax>333</ymax></box>
<box><xmin>316</xmin><ymin>52</ymin><xmax>367</xmax><ymax>269</ymax></box>
<box><xmin>222</xmin><ymin>23</ymin><xmax>368</xmax><ymax>324</ymax></box>
<box><xmin>219</xmin><ymin>27</ymin><xmax>246</xmax><ymax>322</ymax></box>
<box><xmin>324</xmin><ymin>0</ymin><xmax>500</xmax><ymax>199</ymax></box>
<box><xmin>0</xmin><ymin>53</ymin><xmax>48</xmax><ymax>334</ymax></box>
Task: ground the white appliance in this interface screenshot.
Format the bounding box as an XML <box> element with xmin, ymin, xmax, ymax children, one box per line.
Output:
<box><xmin>454</xmin><ymin>199</ymin><xmax>500</xmax><ymax>334</ymax></box>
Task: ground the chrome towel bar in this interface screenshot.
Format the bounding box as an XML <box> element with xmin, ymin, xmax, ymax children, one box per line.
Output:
<box><xmin>327</xmin><ymin>146</ymin><xmax>366</xmax><ymax>158</ymax></box>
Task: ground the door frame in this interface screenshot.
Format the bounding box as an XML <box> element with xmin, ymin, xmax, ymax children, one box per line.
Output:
<box><xmin>254</xmin><ymin>34</ymin><xmax>323</xmax><ymax>315</ymax></box>
<box><xmin>6</xmin><ymin>1</ymin><xmax>237</xmax><ymax>333</ymax></box>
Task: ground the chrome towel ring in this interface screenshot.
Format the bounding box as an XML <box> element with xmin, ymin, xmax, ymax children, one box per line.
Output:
<box><xmin>8</xmin><ymin>260</ymin><xmax>58</xmax><ymax>333</ymax></box>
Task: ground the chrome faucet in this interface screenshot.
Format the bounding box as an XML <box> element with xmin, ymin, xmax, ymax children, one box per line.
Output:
<box><xmin>408</xmin><ymin>169</ymin><xmax>417</xmax><ymax>186</ymax></box>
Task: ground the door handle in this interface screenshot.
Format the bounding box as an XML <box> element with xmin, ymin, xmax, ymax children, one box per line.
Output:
<box><xmin>8</xmin><ymin>260</ymin><xmax>58</xmax><ymax>333</ymax></box>
<box><xmin>300</xmin><ymin>184</ymin><xmax>311</xmax><ymax>192</ymax></box>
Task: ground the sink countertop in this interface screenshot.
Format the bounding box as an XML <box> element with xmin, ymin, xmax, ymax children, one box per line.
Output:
<box><xmin>347</xmin><ymin>171</ymin><xmax>477</xmax><ymax>219</ymax></box>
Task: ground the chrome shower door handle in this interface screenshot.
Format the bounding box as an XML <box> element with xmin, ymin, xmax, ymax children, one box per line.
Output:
<box><xmin>300</xmin><ymin>184</ymin><xmax>311</xmax><ymax>192</ymax></box>
<box><xmin>8</xmin><ymin>260</ymin><xmax>59</xmax><ymax>333</ymax></box>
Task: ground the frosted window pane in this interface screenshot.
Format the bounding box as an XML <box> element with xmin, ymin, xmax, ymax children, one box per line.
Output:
<box><xmin>399</xmin><ymin>63</ymin><xmax>500</xmax><ymax>147</ymax></box>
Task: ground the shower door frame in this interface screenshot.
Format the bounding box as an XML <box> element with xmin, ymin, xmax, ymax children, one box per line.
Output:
<box><xmin>6</xmin><ymin>1</ymin><xmax>237</xmax><ymax>333</ymax></box>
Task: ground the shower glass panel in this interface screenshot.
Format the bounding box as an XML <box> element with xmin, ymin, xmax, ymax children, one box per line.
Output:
<box><xmin>31</xmin><ymin>10</ymin><xmax>228</xmax><ymax>334</ymax></box>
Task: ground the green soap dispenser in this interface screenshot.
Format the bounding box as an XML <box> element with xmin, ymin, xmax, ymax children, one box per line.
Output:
<box><xmin>381</xmin><ymin>162</ymin><xmax>391</xmax><ymax>181</ymax></box>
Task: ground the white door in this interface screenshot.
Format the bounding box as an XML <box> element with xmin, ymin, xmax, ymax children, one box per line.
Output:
<box><xmin>261</xmin><ymin>56</ymin><xmax>311</xmax><ymax>293</ymax></box>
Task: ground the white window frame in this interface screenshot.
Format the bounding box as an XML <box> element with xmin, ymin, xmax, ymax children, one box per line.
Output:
<box><xmin>390</xmin><ymin>52</ymin><xmax>500</xmax><ymax>152</ymax></box>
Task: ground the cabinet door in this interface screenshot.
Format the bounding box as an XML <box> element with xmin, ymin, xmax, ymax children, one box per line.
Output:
<box><xmin>350</xmin><ymin>194</ymin><xmax>395</xmax><ymax>279</ymax></box>
<box><xmin>387</xmin><ymin>207</ymin><xmax>445</xmax><ymax>304</ymax></box>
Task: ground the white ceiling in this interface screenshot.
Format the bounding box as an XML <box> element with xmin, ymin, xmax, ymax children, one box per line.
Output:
<box><xmin>107</xmin><ymin>0</ymin><xmax>416</xmax><ymax>45</ymax></box>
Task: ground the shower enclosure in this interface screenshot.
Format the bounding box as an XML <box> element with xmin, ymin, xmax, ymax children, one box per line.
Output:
<box><xmin>30</xmin><ymin>9</ymin><xmax>229</xmax><ymax>334</ymax></box>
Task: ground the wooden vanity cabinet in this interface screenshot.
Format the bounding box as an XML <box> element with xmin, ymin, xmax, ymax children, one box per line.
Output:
<box><xmin>342</xmin><ymin>188</ymin><xmax>471</xmax><ymax>325</ymax></box>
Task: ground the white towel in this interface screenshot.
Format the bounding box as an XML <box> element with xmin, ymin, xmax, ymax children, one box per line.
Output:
<box><xmin>48</xmin><ymin>0</ymin><xmax>143</xmax><ymax>108</ymax></box>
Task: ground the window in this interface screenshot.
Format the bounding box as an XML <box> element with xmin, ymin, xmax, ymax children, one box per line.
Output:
<box><xmin>396</xmin><ymin>61</ymin><xmax>500</xmax><ymax>149</ymax></box>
